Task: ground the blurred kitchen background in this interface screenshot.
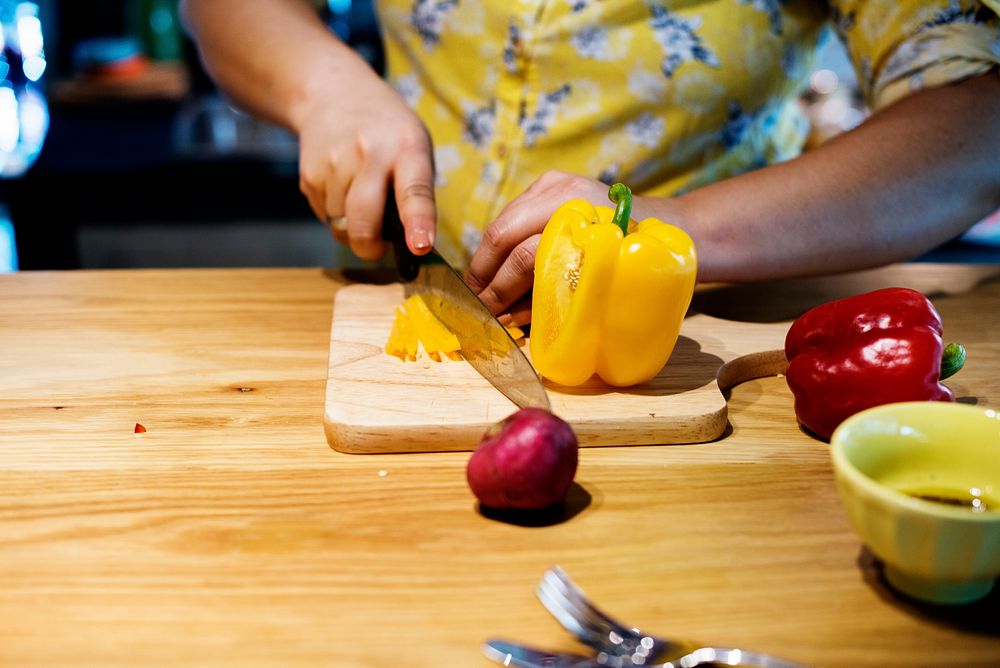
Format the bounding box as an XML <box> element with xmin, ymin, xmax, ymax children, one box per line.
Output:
<box><xmin>0</xmin><ymin>0</ymin><xmax>996</xmax><ymax>272</ymax></box>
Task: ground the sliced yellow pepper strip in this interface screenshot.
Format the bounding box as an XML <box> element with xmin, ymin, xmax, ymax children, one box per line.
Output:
<box><xmin>505</xmin><ymin>325</ymin><xmax>524</xmax><ymax>341</ymax></box>
<box><xmin>403</xmin><ymin>294</ymin><xmax>461</xmax><ymax>357</ymax></box>
<box><xmin>529</xmin><ymin>183</ymin><xmax>697</xmax><ymax>387</ymax></box>
<box><xmin>385</xmin><ymin>306</ymin><xmax>419</xmax><ymax>360</ymax></box>
<box><xmin>386</xmin><ymin>290</ymin><xmax>524</xmax><ymax>362</ymax></box>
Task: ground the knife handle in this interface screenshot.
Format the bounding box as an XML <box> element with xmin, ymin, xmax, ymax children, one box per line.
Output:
<box><xmin>382</xmin><ymin>192</ymin><xmax>421</xmax><ymax>282</ymax></box>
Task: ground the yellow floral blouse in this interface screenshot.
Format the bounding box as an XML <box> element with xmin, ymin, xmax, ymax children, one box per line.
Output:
<box><xmin>372</xmin><ymin>0</ymin><xmax>1000</xmax><ymax>265</ymax></box>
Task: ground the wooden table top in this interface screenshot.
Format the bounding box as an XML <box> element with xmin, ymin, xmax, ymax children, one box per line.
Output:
<box><xmin>2</xmin><ymin>264</ymin><xmax>999</xmax><ymax>667</ymax></box>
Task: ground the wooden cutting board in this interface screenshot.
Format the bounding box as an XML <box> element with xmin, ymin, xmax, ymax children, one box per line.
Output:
<box><xmin>325</xmin><ymin>282</ymin><xmax>791</xmax><ymax>453</ymax></box>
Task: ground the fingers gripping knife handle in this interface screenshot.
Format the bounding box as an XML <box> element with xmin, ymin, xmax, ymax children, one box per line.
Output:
<box><xmin>382</xmin><ymin>193</ymin><xmax>422</xmax><ymax>282</ymax></box>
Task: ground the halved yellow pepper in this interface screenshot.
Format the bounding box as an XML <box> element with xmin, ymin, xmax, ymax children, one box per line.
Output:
<box><xmin>529</xmin><ymin>183</ymin><xmax>697</xmax><ymax>387</ymax></box>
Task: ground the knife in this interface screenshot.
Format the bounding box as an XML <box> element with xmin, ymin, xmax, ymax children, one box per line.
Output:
<box><xmin>381</xmin><ymin>194</ymin><xmax>550</xmax><ymax>411</ymax></box>
<box><xmin>482</xmin><ymin>639</ymin><xmax>600</xmax><ymax>668</ymax></box>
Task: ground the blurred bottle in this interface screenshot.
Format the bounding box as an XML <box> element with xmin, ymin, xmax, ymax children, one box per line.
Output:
<box><xmin>0</xmin><ymin>0</ymin><xmax>49</xmax><ymax>178</ymax></box>
<box><xmin>127</xmin><ymin>0</ymin><xmax>182</xmax><ymax>62</ymax></box>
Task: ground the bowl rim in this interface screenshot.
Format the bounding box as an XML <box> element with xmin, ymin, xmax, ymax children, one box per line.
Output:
<box><xmin>830</xmin><ymin>402</ymin><xmax>1000</xmax><ymax>523</ymax></box>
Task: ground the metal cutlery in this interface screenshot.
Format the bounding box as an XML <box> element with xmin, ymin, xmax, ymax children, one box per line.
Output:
<box><xmin>483</xmin><ymin>639</ymin><xmax>601</xmax><ymax>667</ymax></box>
<box><xmin>483</xmin><ymin>567</ymin><xmax>808</xmax><ymax>668</ymax></box>
<box><xmin>484</xmin><ymin>638</ymin><xmax>807</xmax><ymax>668</ymax></box>
<box><xmin>535</xmin><ymin>567</ymin><xmax>807</xmax><ymax>668</ymax></box>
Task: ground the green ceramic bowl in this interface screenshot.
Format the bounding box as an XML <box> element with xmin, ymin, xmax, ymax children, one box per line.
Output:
<box><xmin>831</xmin><ymin>402</ymin><xmax>1000</xmax><ymax>605</ymax></box>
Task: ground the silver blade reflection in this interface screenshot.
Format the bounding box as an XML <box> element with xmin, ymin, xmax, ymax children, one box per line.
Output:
<box><xmin>406</xmin><ymin>260</ymin><xmax>550</xmax><ymax>411</ymax></box>
<box><xmin>483</xmin><ymin>639</ymin><xmax>599</xmax><ymax>668</ymax></box>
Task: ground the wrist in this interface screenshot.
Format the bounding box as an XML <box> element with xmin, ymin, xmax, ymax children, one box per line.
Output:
<box><xmin>633</xmin><ymin>193</ymin><xmax>714</xmax><ymax>282</ymax></box>
<box><xmin>287</xmin><ymin>44</ymin><xmax>378</xmax><ymax>133</ymax></box>
<box><xmin>633</xmin><ymin>195</ymin><xmax>690</xmax><ymax>232</ymax></box>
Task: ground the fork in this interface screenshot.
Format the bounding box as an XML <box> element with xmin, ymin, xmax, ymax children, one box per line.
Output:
<box><xmin>536</xmin><ymin>567</ymin><xmax>808</xmax><ymax>668</ymax></box>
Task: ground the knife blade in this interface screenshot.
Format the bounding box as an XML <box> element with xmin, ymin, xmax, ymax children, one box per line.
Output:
<box><xmin>482</xmin><ymin>639</ymin><xmax>600</xmax><ymax>668</ymax></box>
<box><xmin>382</xmin><ymin>194</ymin><xmax>550</xmax><ymax>411</ymax></box>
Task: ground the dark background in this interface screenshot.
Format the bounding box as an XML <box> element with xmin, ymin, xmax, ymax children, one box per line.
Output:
<box><xmin>2</xmin><ymin>0</ymin><xmax>382</xmax><ymax>270</ymax></box>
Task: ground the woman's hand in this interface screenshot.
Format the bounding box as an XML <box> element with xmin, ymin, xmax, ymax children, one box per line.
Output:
<box><xmin>295</xmin><ymin>71</ymin><xmax>437</xmax><ymax>261</ymax></box>
<box><xmin>182</xmin><ymin>0</ymin><xmax>437</xmax><ymax>260</ymax></box>
<box><xmin>465</xmin><ymin>171</ymin><xmax>667</xmax><ymax>326</ymax></box>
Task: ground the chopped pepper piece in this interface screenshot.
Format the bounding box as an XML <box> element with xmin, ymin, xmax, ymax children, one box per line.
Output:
<box><xmin>529</xmin><ymin>183</ymin><xmax>697</xmax><ymax>387</ymax></box>
<box><xmin>386</xmin><ymin>293</ymin><xmax>521</xmax><ymax>362</ymax></box>
<box><xmin>505</xmin><ymin>325</ymin><xmax>524</xmax><ymax>341</ymax></box>
<box><xmin>784</xmin><ymin>287</ymin><xmax>966</xmax><ymax>440</ymax></box>
<box><xmin>402</xmin><ymin>294</ymin><xmax>461</xmax><ymax>358</ymax></box>
<box><xmin>385</xmin><ymin>306</ymin><xmax>419</xmax><ymax>360</ymax></box>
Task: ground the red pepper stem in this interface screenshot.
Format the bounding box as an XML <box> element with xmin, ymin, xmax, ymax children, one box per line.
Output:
<box><xmin>939</xmin><ymin>342</ymin><xmax>966</xmax><ymax>380</ymax></box>
<box><xmin>608</xmin><ymin>183</ymin><xmax>632</xmax><ymax>235</ymax></box>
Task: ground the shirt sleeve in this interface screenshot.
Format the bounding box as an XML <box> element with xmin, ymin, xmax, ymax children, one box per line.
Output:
<box><xmin>828</xmin><ymin>0</ymin><xmax>1000</xmax><ymax>110</ymax></box>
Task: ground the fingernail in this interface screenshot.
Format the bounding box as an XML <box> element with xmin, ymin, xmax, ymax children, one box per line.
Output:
<box><xmin>410</xmin><ymin>228</ymin><xmax>433</xmax><ymax>251</ymax></box>
<box><xmin>497</xmin><ymin>313</ymin><xmax>513</xmax><ymax>326</ymax></box>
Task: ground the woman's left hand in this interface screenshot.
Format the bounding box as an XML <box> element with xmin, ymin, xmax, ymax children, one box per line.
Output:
<box><xmin>465</xmin><ymin>171</ymin><xmax>608</xmax><ymax>326</ymax></box>
<box><xmin>466</xmin><ymin>171</ymin><xmax>670</xmax><ymax>326</ymax></box>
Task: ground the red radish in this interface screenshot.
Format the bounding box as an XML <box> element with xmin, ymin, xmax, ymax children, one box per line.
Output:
<box><xmin>466</xmin><ymin>408</ymin><xmax>578</xmax><ymax>510</ymax></box>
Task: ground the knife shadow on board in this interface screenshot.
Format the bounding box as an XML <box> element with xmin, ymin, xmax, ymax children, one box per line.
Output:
<box><xmin>330</xmin><ymin>266</ymin><xmax>401</xmax><ymax>285</ymax></box>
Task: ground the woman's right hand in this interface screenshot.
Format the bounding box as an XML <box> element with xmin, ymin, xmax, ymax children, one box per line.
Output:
<box><xmin>294</xmin><ymin>72</ymin><xmax>437</xmax><ymax>260</ymax></box>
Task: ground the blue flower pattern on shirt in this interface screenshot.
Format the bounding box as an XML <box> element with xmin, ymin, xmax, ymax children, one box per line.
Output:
<box><xmin>411</xmin><ymin>0</ymin><xmax>459</xmax><ymax>48</ymax></box>
<box><xmin>922</xmin><ymin>0</ymin><xmax>992</xmax><ymax>29</ymax></box>
<box><xmin>720</xmin><ymin>100</ymin><xmax>781</xmax><ymax>152</ymax></box>
<box><xmin>521</xmin><ymin>84</ymin><xmax>572</xmax><ymax>146</ymax></box>
<box><xmin>719</xmin><ymin>101</ymin><xmax>752</xmax><ymax>150</ymax></box>
<box><xmin>739</xmin><ymin>0</ymin><xmax>787</xmax><ymax>36</ymax></box>
<box><xmin>648</xmin><ymin>5</ymin><xmax>720</xmax><ymax>78</ymax></box>
<box><xmin>627</xmin><ymin>113</ymin><xmax>666</xmax><ymax>148</ymax></box>
<box><xmin>503</xmin><ymin>20</ymin><xmax>521</xmax><ymax>74</ymax></box>
<box><xmin>830</xmin><ymin>5</ymin><xmax>856</xmax><ymax>42</ymax></box>
<box><xmin>572</xmin><ymin>25</ymin><xmax>610</xmax><ymax>60</ymax></box>
<box><xmin>598</xmin><ymin>163</ymin><xmax>621</xmax><ymax>185</ymax></box>
<box><xmin>463</xmin><ymin>101</ymin><xmax>496</xmax><ymax>148</ymax></box>
<box><xmin>878</xmin><ymin>1</ymin><xmax>995</xmax><ymax>90</ymax></box>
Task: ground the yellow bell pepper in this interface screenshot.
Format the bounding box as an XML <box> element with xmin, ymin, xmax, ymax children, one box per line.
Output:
<box><xmin>529</xmin><ymin>183</ymin><xmax>697</xmax><ymax>387</ymax></box>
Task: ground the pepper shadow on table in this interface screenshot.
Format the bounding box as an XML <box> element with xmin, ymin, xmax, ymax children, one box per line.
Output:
<box><xmin>857</xmin><ymin>547</ymin><xmax>1000</xmax><ymax>636</ymax></box>
<box><xmin>543</xmin><ymin>335</ymin><xmax>725</xmax><ymax>398</ymax></box>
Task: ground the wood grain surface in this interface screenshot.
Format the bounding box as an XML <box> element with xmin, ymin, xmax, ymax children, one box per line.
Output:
<box><xmin>2</xmin><ymin>265</ymin><xmax>1000</xmax><ymax>668</ymax></box>
<box><xmin>325</xmin><ymin>282</ymin><xmax>789</xmax><ymax>453</ymax></box>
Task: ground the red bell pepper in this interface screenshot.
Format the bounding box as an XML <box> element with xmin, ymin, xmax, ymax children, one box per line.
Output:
<box><xmin>784</xmin><ymin>287</ymin><xmax>966</xmax><ymax>440</ymax></box>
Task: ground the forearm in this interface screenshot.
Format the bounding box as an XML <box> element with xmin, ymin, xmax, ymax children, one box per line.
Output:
<box><xmin>671</xmin><ymin>73</ymin><xmax>1000</xmax><ymax>283</ymax></box>
<box><xmin>180</xmin><ymin>0</ymin><xmax>375</xmax><ymax>132</ymax></box>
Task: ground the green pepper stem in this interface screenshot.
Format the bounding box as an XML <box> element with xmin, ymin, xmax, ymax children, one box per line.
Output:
<box><xmin>940</xmin><ymin>342</ymin><xmax>966</xmax><ymax>380</ymax></box>
<box><xmin>608</xmin><ymin>183</ymin><xmax>632</xmax><ymax>235</ymax></box>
